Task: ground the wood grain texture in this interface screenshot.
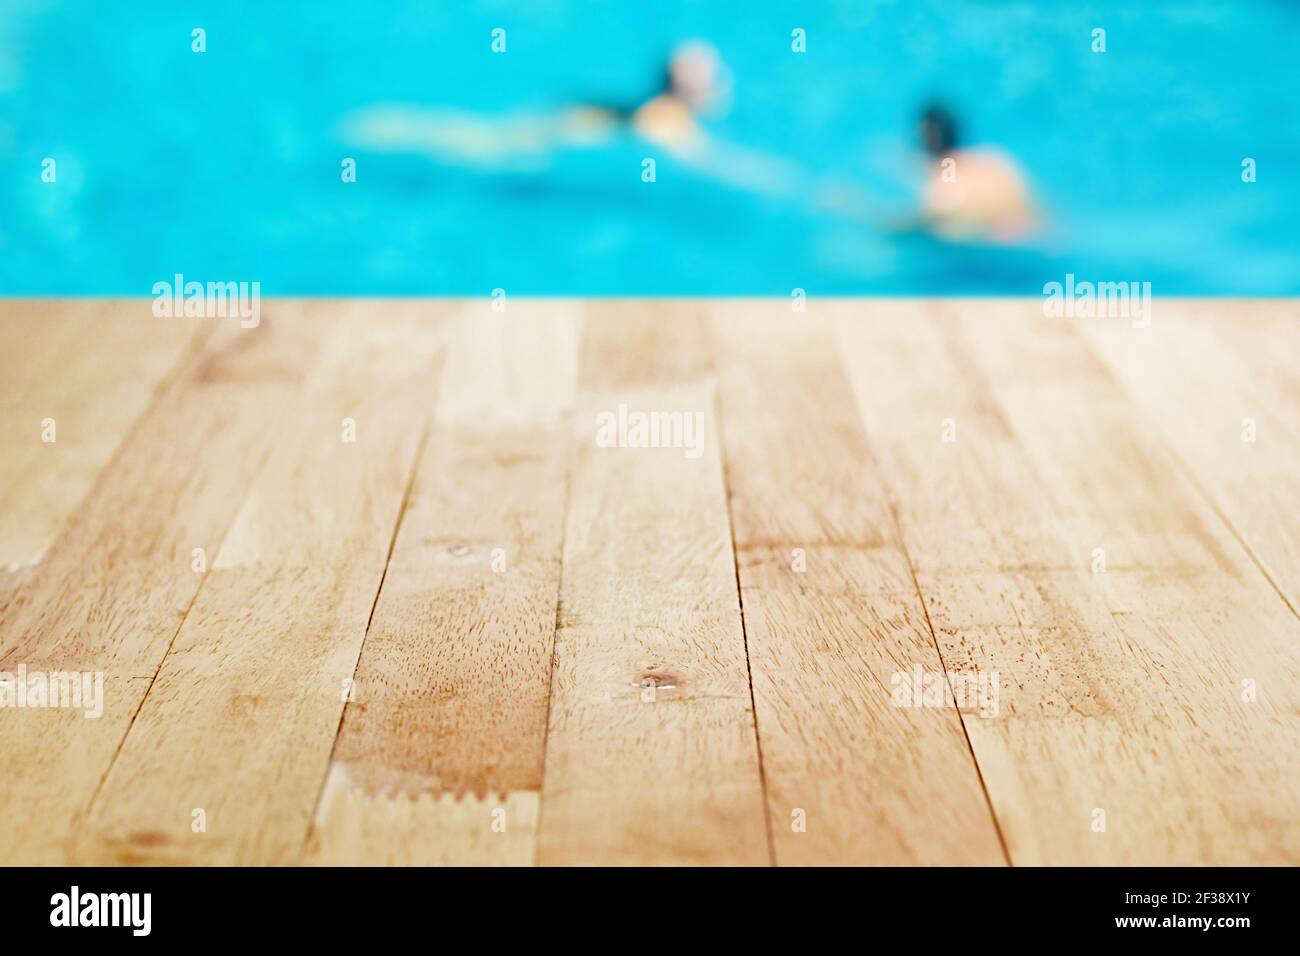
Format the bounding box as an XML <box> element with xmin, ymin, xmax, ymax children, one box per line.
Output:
<box><xmin>0</xmin><ymin>301</ymin><xmax>101</xmax><ymax>407</ymax></box>
<box><xmin>838</xmin><ymin>300</ymin><xmax>1300</xmax><ymax>865</ymax></box>
<box><xmin>1</xmin><ymin>298</ymin><xmax>1296</xmax><ymax>866</ymax></box>
<box><xmin>75</xmin><ymin>304</ymin><xmax>441</xmax><ymax>865</ymax></box>
<box><xmin>537</xmin><ymin>303</ymin><xmax>769</xmax><ymax>865</ymax></box>
<box><xmin>306</xmin><ymin>303</ymin><xmax>576</xmax><ymax>865</ymax></box>
<box><xmin>1081</xmin><ymin>299</ymin><xmax>1300</xmax><ymax>617</ymax></box>
<box><xmin>0</xmin><ymin>301</ymin><xmax>96</xmax><ymax>602</ymax></box>
<box><xmin>0</xmin><ymin>305</ymin><xmax>323</xmax><ymax>864</ymax></box>
<box><xmin>710</xmin><ymin>302</ymin><xmax>1006</xmax><ymax>865</ymax></box>
<box><xmin>0</xmin><ymin>301</ymin><xmax>204</xmax><ymax>572</ymax></box>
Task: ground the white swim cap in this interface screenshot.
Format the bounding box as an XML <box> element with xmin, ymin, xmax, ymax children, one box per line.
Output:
<box><xmin>669</xmin><ymin>40</ymin><xmax>731</xmax><ymax>113</ymax></box>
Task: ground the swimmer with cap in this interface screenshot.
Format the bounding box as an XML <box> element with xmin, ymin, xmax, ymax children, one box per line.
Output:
<box><xmin>568</xmin><ymin>41</ymin><xmax>731</xmax><ymax>154</ymax></box>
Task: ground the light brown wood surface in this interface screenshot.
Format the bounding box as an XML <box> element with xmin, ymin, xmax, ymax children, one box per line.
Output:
<box><xmin>711</xmin><ymin>304</ymin><xmax>1005</xmax><ymax>865</ymax></box>
<box><xmin>536</xmin><ymin>304</ymin><xmax>769</xmax><ymax>865</ymax></box>
<box><xmin>78</xmin><ymin>304</ymin><xmax>441</xmax><ymax>864</ymax></box>
<box><xmin>307</xmin><ymin>303</ymin><xmax>575</xmax><ymax>865</ymax></box>
<box><xmin>0</xmin><ymin>301</ymin><xmax>204</xmax><ymax>578</ymax></box>
<box><xmin>1080</xmin><ymin>300</ymin><xmax>1300</xmax><ymax>617</ymax></box>
<box><xmin>838</xmin><ymin>300</ymin><xmax>1300</xmax><ymax>865</ymax></box>
<box><xmin>0</xmin><ymin>298</ymin><xmax>1296</xmax><ymax>865</ymax></box>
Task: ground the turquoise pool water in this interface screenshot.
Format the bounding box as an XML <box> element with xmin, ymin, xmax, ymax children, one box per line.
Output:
<box><xmin>2</xmin><ymin>1</ymin><xmax>1297</xmax><ymax>295</ymax></box>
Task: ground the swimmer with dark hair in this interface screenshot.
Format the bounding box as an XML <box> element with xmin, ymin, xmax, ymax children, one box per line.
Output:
<box><xmin>914</xmin><ymin>103</ymin><xmax>1038</xmax><ymax>242</ymax></box>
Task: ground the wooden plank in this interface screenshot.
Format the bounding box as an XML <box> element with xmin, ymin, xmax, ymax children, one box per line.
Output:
<box><xmin>838</xmin><ymin>300</ymin><xmax>1300</xmax><ymax>864</ymax></box>
<box><xmin>710</xmin><ymin>302</ymin><xmax>1005</xmax><ymax>865</ymax></box>
<box><xmin>0</xmin><ymin>301</ymin><xmax>99</xmax><ymax>602</ymax></box>
<box><xmin>1081</xmin><ymin>299</ymin><xmax>1300</xmax><ymax>615</ymax></box>
<box><xmin>0</xmin><ymin>301</ymin><xmax>206</xmax><ymax>573</ymax></box>
<box><xmin>0</xmin><ymin>304</ymin><xmax>323</xmax><ymax>865</ymax></box>
<box><xmin>75</xmin><ymin>303</ymin><xmax>444</xmax><ymax>865</ymax></box>
<box><xmin>537</xmin><ymin>303</ymin><xmax>769</xmax><ymax>865</ymax></box>
<box><xmin>305</xmin><ymin>302</ymin><xmax>577</xmax><ymax>865</ymax></box>
<box><xmin>1205</xmin><ymin>301</ymin><xmax>1300</xmax><ymax>427</ymax></box>
<box><xmin>0</xmin><ymin>300</ymin><xmax>101</xmax><ymax>407</ymax></box>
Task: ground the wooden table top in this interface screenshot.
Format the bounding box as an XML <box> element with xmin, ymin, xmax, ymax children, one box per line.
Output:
<box><xmin>1</xmin><ymin>298</ymin><xmax>1296</xmax><ymax>865</ymax></box>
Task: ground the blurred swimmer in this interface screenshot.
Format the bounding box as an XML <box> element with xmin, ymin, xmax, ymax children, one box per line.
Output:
<box><xmin>343</xmin><ymin>41</ymin><xmax>733</xmax><ymax>166</ymax></box>
<box><xmin>912</xmin><ymin>104</ymin><xmax>1039</xmax><ymax>242</ymax></box>
<box><xmin>341</xmin><ymin>40</ymin><xmax>803</xmax><ymax>200</ymax></box>
<box><xmin>569</xmin><ymin>41</ymin><xmax>732</xmax><ymax>153</ymax></box>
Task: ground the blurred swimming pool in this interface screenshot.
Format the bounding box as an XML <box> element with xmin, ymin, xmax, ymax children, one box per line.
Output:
<box><xmin>1</xmin><ymin>0</ymin><xmax>1297</xmax><ymax>295</ymax></box>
